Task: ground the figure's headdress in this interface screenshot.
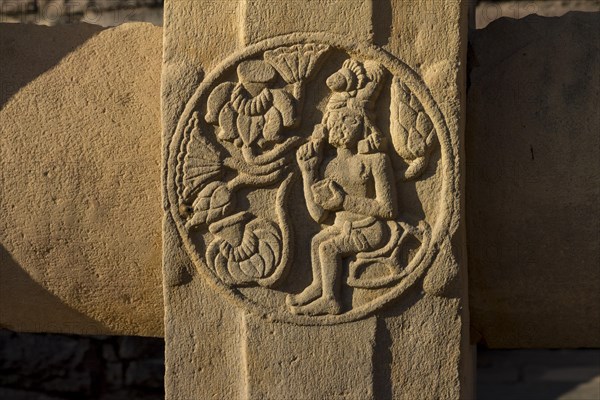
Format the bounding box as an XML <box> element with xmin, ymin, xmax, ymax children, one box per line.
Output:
<box><xmin>323</xmin><ymin>60</ymin><xmax>387</xmax><ymax>153</ymax></box>
<box><xmin>324</xmin><ymin>59</ymin><xmax>384</xmax><ymax>116</ymax></box>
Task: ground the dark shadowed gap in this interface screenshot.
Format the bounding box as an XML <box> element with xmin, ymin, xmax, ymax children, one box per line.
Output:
<box><xmin>372</xmin><ymin>0</ymin><xmax>392</xmax><ymax>46</ymax></box>
<box><xmin>372</xmin><ymin>316</ymin><xmax>393</xmax><ymax>399</ymax></box>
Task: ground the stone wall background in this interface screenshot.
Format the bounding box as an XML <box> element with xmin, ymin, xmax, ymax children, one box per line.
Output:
<box><xmin>0</xmin><ymin>330</ymin><xmax>164</xmax><ymax>400</ymax></box>
<box><xmin>0</xmin><ymin>0</ymin><xmax>163</xmax><ymax>25</ymax></box>
<box><xmin>476</xmin><ymin>0</ymin><xmax>599</xmax><ymax>27</ymax></box>
<box><xmin>1</xmin><ymin>0</ymin><xmax>598</xmax><ymax>27</ymax></box>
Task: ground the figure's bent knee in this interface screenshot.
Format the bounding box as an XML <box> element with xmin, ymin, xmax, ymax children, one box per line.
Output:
<box><xmin>312</xmin><ymin>229</ymin><xmax>335</xmax><ymax>246</ymax></box>
<box><xmin>319</xmin><ymin>240</ymin><xmax>339</xmax><ymax>257</ymax></box>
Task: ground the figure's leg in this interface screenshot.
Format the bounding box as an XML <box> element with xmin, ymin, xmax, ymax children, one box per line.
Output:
<box><xmin>318</xmin><ymin>240</ymin><xmax>342</xmax><ymax>300</ymax></box>
<box><xmin>290</xmin><ymin>234</ymin><xmax>354</xmax><ymax>315</ymax></box>
<box><xmin>291</xmin><ymin>223</ymin><xmax>385</xmax><ymax>316</ymax></box>
<box><xmin>287</xmin><ymin>228</ymin><xmax>339</xmax><ymax>307</ymax></box>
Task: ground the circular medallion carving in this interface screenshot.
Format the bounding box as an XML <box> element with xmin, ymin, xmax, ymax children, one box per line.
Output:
<box><xmin>166</xmin><ymin>33</ymin><xmax>456</xmax><ymax>325</ymax></box>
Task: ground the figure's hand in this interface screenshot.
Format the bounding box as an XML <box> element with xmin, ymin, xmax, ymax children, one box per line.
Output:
<box><xmin>358</xmin><ymin>131</ymin><xmax>383</xmax><ymax>154</ymax></box>
<box><xmin>311</xmin><ymin>124</ymin><xmax>327</xmax><ymax>142</ymax></box>
<box><xmin>364</xmin><ymin>60</ymin><xmax>384</xmax><ymax>83</ymax></box>
<box><xmin>297</xmin><ymin>139</ymin><xmax>322</xmax><ymax>171</ymax></box>
<box><xmin>311</xmin><ymin>179</ymin><xmax>344</xmax><ymax>211</ymax></box>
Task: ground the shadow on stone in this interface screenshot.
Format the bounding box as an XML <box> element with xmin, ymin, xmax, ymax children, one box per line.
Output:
<box><xmin>372</xmin><ymin>0</ymin><xmax>392</xmax><ymax>46</ymax></box>
<box><xmin>477</xmin><ymin>348</ymin><xmax>600</xmax><ymax>400</ymax></box>
<box><xmin>0</xmin><ymin>244</ymin><xmax>107</xmax><ymax>334</ymax></box>
<box><xmin>373</xmin><ymin>316</ymin><xmax>393</xmax><ymax>399</ymax></box>
<box><xmin>0</xmin><ymin>22</ymin><xmax>105</xmax><ymax>108</ymax></box>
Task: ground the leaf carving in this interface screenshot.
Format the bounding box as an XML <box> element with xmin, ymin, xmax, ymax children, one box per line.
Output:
<box><xmin>177</xmin><ymin>112</ymin><xmax>224</xmax><ymax>205</ymax></box>
<box><xmin>390</xmin><ymin>77</ymin><xmax>438</xmax><ymax>180</ymax></box>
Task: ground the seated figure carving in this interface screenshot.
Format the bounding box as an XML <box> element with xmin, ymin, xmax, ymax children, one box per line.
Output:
<box><xmin>288</xmin><ymin>59</ymin><xmax>398</xmax><ymax>315</ymax></box>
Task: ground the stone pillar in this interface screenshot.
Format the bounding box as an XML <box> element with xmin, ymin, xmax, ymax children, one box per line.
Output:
<box><xmin>162</xmin><ymin>1</ymin><xmax>472</xmax><ymax>398</ymax></box>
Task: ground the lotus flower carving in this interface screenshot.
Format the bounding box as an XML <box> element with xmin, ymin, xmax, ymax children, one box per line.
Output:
<box><xmin>206</xmin><ymin>212</ymin><xmax>283</xmax><ymax>286</ymax></box>
<box><xmin>177</xmin><ymin>112</ymin><xmax>224</xmax><ymax>204</ymax></box>
<box><xmin>264</xmin><ymin>43</ymin><xmax>331</xmax><ymax>84</ymax></box>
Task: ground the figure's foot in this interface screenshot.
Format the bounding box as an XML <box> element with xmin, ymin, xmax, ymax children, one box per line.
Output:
<box><xmin>286</xmin><ymin>284</ymin><xmax>321</xmax><ymax>307</ymax></box>
<box><xmin>288</xmin><ymin>296</ymin><xmax>342</xmax><ymax>316</ymax></box>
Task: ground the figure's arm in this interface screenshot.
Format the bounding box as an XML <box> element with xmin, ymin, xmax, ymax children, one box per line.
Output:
<box><xmin>297</xmin><ymin>138</ymin><xmax>327</xmax><ymax>223</ymax></box>
<box><xmin>301</xmin><ymin>165</ymin><xmax>327</xmax><ymax>223</ymax></box>
<box><xmin>358</xmin><ymin>61</ymin><xmax>385</xmax><ymax>102</ymax></box>
<box><xmin>341</xmin><ymin>155</ymin><xmax>397</xmax><ymax>219</ymax></box>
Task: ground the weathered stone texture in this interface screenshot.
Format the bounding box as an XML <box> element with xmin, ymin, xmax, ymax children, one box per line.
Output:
<box><xmin>0</xmin><ymin>1</ymin><xmax>163</xmax><ymax>26</ymax></box>
<box><xmin>162</xmin><ymin>0</ymin><xmax>471</xmax><ymax>398</ymax></box>
<box><xmin>244</xmin><ymin>315</ymin><xmax>377</xmax><ymax>399</ymax></box>
<box><xmin>467</xmin><ymin>12</ymin><xmax>600</xmax><ymax>348</ymax></box>
<box><xmin>2</xmin><ymin>11</ymin><xmax>598</xmax><ymax>356</ymax></box>
<box><xmin>0</xmin><ymin>22</ymin><xmax>164</xmax><ymax>336</ymax></box>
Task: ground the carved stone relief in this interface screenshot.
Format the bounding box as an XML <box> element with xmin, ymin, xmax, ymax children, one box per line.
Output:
<box><xmin>166</xmin><ymin>34</ymin><xmax>457</xmax><ymax>324</ymax></box>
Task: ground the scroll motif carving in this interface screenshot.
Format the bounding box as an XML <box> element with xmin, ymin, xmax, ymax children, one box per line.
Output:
<box><xmin>167</xmin><ymin>34</ymin><xmax>454</xmax><ymax>324</ymax></box>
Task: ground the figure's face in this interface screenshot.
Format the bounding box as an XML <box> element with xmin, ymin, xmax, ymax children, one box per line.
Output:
<box><xmin>326</xmin><ymin>110</ymin><xmax>364</xmax><ymax>149</ymax></box>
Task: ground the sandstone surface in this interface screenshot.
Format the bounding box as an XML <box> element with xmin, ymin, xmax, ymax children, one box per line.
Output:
<box><xmin>162</xmin><ymin>0</ymin><xmax>472</xmax><ymax>398</ymax></box>
<box><xmin>2</xmin><ymin>11</ymin><xmax>599</xmax><ymax>357</ymax></box>
<box><xmin>0</xmin><ymin>22</ymin><xmax>164</xmax><ymax>336</ymax></box>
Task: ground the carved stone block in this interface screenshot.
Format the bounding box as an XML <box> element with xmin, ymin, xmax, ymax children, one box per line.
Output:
<box><xmin>468</xmin><ymin>12</ymin><xmax>600</xmax><ymax>348</ymax></box>
<box><xmin>162</xmin><ymin>0</ymin><xmax>471</xmax><ymax>398</ymax></box>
